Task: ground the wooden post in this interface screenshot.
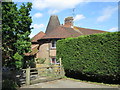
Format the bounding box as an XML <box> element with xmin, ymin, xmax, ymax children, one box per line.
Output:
<box><xmin>59</xmin><ymin>58</ymin><xmax>65</xmax><ymax>77</ymax></box>
<box><xmin>26</xmin><ymin>67</ymin><xmax>30</xmax><ymax>85</ymax></box>
<box><xmin>59</xmin><ymin>58</ymin><xmax>62</xmax><ymax>66</ymax></box>
<box><xmin>59</xmin><ymin>58</ymin><xmax>62</xmax><ymax>76</ymax></box>
<box><xmin>38</xmin><ymin>68</ymin><xmax>40</xmax><ymax>76</ymax></box>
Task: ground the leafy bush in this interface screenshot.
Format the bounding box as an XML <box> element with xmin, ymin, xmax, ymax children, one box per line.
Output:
<box><xmin>13</xmin><ymin>52</ymin><xmax>23</xmax><ymax>69</ymax></box>
<box><xmin>57</xmin><ymin>32</ymin><xmax>120</xmax><ymax>83</ymax></box>
<box><xmin>2</xmin><ymin>79</ymin><xmax>18</xmax><ymax>90</ymax></box>
<box><xmin>35</xmin><ymin>58</ymin><xmax>46</xmax><ymax>64</ymax></box>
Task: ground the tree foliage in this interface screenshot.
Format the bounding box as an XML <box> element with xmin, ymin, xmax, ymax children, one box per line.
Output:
<box><xmin>57</xmin><ymin>32</ymin><xmax>120</xmax><ymax>82</ymax></box>
<box><xmin>2</xmin><ymin>2</ymin><xmax>32</xmax><ymax>69</ymax></box>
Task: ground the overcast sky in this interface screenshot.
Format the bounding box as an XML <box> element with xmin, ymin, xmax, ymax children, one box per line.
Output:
<box><xmin>14</xmin><ymin>0</ymin><xmax>119</xmax><ymax>38</ymax></box>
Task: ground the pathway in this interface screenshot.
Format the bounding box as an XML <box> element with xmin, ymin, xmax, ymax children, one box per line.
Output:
<box><xmin>21</xmin><ymin>78</ymin><xmax>119</xmax><ymax>88</ymax></box>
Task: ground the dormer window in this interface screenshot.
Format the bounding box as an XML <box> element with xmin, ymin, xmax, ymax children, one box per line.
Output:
<box><xmin>51</xmin><ymin>40</ymin><xmax>56</xmax><ymax>48</ymax></box>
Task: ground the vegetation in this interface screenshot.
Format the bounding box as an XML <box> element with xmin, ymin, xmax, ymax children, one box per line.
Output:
<box><xmin>13</xmin><ymin>52</ymin><xmax>23</xmax><ymax>69</ymax></box>
<box><xmin>57</xmin><ymin>32</ymin><xmax>120</xmax><ymax>83</ymax></box>
<box><xmin>35</xmin><ymin>58</ymin><xmax>46</xmax><ymax>64</ymax></box>
<box><xmin>2</xmin><ymin>79</ymin><xmax>18</xmax><ymax>90</ymax></box>
<box><xmin>2</xmin><ymin>2</ymin><xmax>32</xmax><ymax>69</ymax></box>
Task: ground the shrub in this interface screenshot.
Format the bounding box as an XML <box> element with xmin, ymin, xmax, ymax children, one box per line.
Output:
<box><xmin>2</xmin><ymin>79</ymin><xmax>18</xmax><ymax>90</ymax></box>
<box><xmin>13</xmin><ymin>52</ymin><xmax>23</xmax><ymax>69</ymax></box>
<box><xmin>35</xmin><ymin>58</ymin><xmax>46</xmax><ymax>64</ymax></box>
<box><xmin>57</xmin><ymin>32</ymin><xmax>120</xmax><ymax>83</ymax></box>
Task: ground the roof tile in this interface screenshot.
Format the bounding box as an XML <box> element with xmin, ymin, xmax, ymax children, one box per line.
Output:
<box><xmin>31</xmin><ymin>31</ymin><xmax>45</xmax><ymax>42</ymax></box>
<box><xmin>41</xmin><ymin>26</ymin><xmax>106</xmax><ymax>39</ymax></box>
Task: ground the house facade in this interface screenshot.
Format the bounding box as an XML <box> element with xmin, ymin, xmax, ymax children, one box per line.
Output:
<box><xmin>30</xmin><ymin>15</ymin><xmax>106</xmax><ymax>65</ymax></box>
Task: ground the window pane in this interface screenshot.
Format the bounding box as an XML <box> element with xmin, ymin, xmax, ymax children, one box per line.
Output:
<box><xmin>52</xmin><ymin>58</ymin><xmax>55</xmax><ymax>63</ymax></box>
<box><xmin>51</xmin><ymin>57</ymin><xmax>56</xmax><ymax>64</ymax></box>
<box><xmin>51</xmin><ymin>40</ymin><xmax>56</xmax><ymax>48</ymax></box>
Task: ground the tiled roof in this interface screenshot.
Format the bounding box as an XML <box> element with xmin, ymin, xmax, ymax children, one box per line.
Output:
<box><xmin>74</xmin><ymin>26</ymin><xmax>106</xmax><ymax>35</ymax></box>
<box><xmin>45</xmin><ymin>15</ymin><xmax>60</xmax><ymax>34</ymax></box>
<box><xmin>41</xmin><ymin>26</ymin><xmax>82</xmax><ymax>39</ymax></box>
<box><xmin>31</xmin><ymin>31</ymin><xmax>45</xmax><ymax>42</ymax></box>
<box><xmin>24</xmin><ymin>44</ymin><xmax>39</xmax><ymax>56</ymax></box>
<box><xmin>40</xmin><ymin>26</ymin><xmax>106</xmax><ymax>39</ymax></box>
<box><xmin>30</xmin><ymin>45</ymin><xmax>39</xmax><ymax>55</ymax></box>
<box><xmin>32</xmin><ymin>15</ymin><xmax>106</xmax><ymax>41</ymax></box>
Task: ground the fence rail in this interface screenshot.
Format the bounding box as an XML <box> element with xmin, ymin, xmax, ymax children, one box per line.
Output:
<box><xmin>22</xmin><ymin>64</ymin><xmax>65</xmax><ymax>85</ymax></box>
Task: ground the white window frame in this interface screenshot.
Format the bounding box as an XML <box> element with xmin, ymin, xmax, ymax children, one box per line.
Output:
<box><xmin>50</xmin><ymin>57</ymin><xmax>59</xmax><ymax>64</ymax></box>
<box><xmin>51</xmin><ymin>40</ymin><xmax>56</xmax><ymax>48</ymax></box>
<box><xmin>50</xmin><ymin>57</ymin><xmax>56</xmax><ymax>64</ymax></box>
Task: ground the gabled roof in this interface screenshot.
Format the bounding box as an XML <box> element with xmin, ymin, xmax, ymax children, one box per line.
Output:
<box><xmin>40</xmin><ymin>26</ymin><xmax>106</xmax><ymax>39</ymax></box>
<box><xmin>31</xmin><ymin>15</ymin><xmax>106</xmax><ymax>41</ymax></box>
<box><xmin>31</xmin><ymin>31</ymin><xmax>45</xmax><ymax>42</ymax></box>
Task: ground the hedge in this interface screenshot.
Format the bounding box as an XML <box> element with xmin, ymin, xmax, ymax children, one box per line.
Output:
<box><xmin>57</xmin><ymin>32</ymin><xmax>120</xmax><ymax>82</ymax></box>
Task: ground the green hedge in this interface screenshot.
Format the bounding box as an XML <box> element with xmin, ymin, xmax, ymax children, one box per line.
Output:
<box><xmin>57</xmin><ymin>32</ymin><xmax>120</xmax><ymax>82</ymax></box>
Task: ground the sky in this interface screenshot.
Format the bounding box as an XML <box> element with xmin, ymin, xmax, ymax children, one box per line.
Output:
<box><xmin>13</xmin><ymin>0</ymin><xmax>119</xmax><ymax>38</ymax></box>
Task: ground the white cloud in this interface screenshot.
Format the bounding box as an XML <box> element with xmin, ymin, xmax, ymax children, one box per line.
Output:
<box><xmin>108</xmin><ymin>27</ymin><xmax>118</xmax><ymax>32</ymax></box>
<box><xmin>74</xmin><ymin>14</ymin><xmax>86</xmax><ymax>21</ymax></box>
<box><xmin>29</xmin><ymin>24</ymin><xmax>46</xmax><ymax>38</ymax></box>
<box><xmin>48</xmin><ymin>9</ymin><xmax>59</xmax><ymax>14</ymax></box>
<box><xmin>33</xmin><ymin>13</ymin><xmax>43</xmax><ymax>18</ymax></box>
<box><xmin>29</xmin><ymin>33</ymin><xmax>36</xmax><ymax>38</ymax></box>
<box><xmin>89</xmin><ymin>0</ymin><xmax>119</xmax><ymax>1</ymax></box>
<box><xmin>13</xmin><ymin>0</ymin><xmax>119</xmax><ymax>2</ymax></box>
<box><xmin>97</xmin><ymin>6</ymin><xmax>118</xmax><ymax>22</ymax></box>
<box><xmin>32</xmin><ymin>0</ymin><xmax>85</xmax><ymax>13</ymax></box>
<box><xmin>31</xmin><ymin>24</ymin><xmax>45</xmax><ymax>29</ymax></box>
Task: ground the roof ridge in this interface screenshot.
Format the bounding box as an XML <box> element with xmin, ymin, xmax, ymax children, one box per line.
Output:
<box><xmin>73</xmin><ymin>26</ymin><xmax>84</xmax><ymax>34</ymax></box>
<box><xmin>32</xmin><ymin>31</ymin><xmax>45</xmax><ymax>38</ymax></box>
<box><xmin>74</xmin><ymin>26</ymin><xmax>106</xmax><ymax>32</ymax></box>
<box><xmin>63</xmin><ymin>26</ymin><xmax>83</xmax><ymax>35</ymax></box>
<box><xmin>31</xmin><ymin>31</ymin><xmax>45</xmax><ymax>42</ymax></box>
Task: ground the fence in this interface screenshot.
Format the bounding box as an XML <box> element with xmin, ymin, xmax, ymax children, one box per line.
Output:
<box><xmin>2</xmin><ymin>58</ymin><xmax>65</xmax><ymax>86</ymax></box>
<box><xmin>22</xmin><ymin>64</ymin><xmax>65</xmax><ymax>85</ymax></box>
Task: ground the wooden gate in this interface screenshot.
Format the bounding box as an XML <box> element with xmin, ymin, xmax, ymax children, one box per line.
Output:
<box><xmin>21</xmin><ymin>65</ymin><xmax>65</xmax><ymax>85</ymax></box>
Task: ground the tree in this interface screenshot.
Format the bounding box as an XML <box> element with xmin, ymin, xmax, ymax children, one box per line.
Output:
<box><xmin>2</xmin><ymin>2</ymin><xmax>32</xmax><ymax>69</ymax></box>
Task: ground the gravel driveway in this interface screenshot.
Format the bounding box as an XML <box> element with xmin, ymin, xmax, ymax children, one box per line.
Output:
<box><xmin>21</xmin><ymin>78</ymin><xmax>119</xmax><ymax>88</ymax></box>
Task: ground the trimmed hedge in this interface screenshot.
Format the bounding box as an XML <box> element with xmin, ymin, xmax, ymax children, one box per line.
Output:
<box><xmin>57</xmin><ymin>32</ymin><xmax>120</xmax><ymax>83</ymax></box>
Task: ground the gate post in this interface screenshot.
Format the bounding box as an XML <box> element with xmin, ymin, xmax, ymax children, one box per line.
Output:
<box><xmin>59</xmin><ymin>58</ymin><xmax>62</xmax><ymax>66</ymax></box>
<box><xmin>59</xmin><ymin>58</ymin><xmax>62</xmax><ymax>76</ymax></box>
<box><xmin>26</xmin><ymin>67</ymin><xmax>30</xmax><ymax>85</ymax></box>
<box><xmin>59</xmin><ymin>58</ymin><xmax>65</xmax><ymax>77</ymax></box>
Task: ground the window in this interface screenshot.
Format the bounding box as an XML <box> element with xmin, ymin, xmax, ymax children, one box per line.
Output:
<box><xmin>51</xmin><ymin>57</ymin><xmax>56</xmax><ymax>64</ymax></box>
<box><xmin>50</xmin><ymin>57</ymin><xmax>60</xmax><ymax>64</ymax></box>
<box><xmin>51</xmin><ymin>40</ymin><xmax>56</xmax><ymax>48</ymax></box>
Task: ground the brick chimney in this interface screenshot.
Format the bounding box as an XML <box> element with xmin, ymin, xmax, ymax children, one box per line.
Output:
<box><xmin>64</xmin><ymin>17</ymin><xmax>73</xmax><ymax>27</ymax></box>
